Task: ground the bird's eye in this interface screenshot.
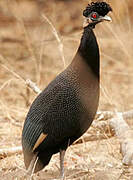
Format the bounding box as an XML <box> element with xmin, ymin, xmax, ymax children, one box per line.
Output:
<box><xmin>90</xmin><ymin>12</ymin><xmax>99</xmax><ymax>21</ymax></box>
<box><xmin>92</xmin><ymin>13</ymin><xmax>97</xmax><ymax>19</ymax></box>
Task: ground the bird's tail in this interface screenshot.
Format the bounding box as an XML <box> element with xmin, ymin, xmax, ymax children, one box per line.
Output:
<box><xmin>23</xmin><ymin>149</ymin><xmax>52</xmax><ymax>173</ymax></box>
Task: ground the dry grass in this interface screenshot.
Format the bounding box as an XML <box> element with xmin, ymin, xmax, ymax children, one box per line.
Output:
<box><xmin>0</xmin><ymin>0</ymin><xmax>133</xmax><ymax>179</ymax></box>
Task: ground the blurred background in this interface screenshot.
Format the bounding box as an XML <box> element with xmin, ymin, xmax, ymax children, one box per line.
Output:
<box><xmin>0</xmin><ymin>0</ymin><xmax>133</xmax><ymax>179</ymax></box>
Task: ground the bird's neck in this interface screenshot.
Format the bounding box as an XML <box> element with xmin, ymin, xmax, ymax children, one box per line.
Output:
<box><xmin>73</xmin><ymin>27</ymin><xmax>100</xmax><ymax>78</ymax></box>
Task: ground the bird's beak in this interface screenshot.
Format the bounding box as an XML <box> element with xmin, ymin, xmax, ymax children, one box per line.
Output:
<box><xmin>99</xmin><ymin>15</ymin><xmax>112</xmax><ymax>22</ymax></box>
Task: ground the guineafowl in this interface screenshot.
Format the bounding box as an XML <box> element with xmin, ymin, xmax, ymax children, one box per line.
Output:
<box><xmin>22</xmin><ymin>1</ymin><xmax>112</xmax><ymax>179</ymax></box>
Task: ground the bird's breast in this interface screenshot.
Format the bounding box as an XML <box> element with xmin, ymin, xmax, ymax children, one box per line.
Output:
<box><xmin>65</xmin><ymin>66</ymin><xmax>99</xmax><ymax>135</ymax></box>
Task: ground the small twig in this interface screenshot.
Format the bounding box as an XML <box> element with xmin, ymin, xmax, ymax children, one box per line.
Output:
<box><xmin>0</xmin><ymin>146</ymin><xmax>22</xmax><ymax>158</ymax></box>
<box><xmin>26</xmin><ymin>79</ymin><xmax>41</xmax><ymax>94</ymax></box>
<box><xmin>97</xmin><ymin>110</ymin><xmax>133</xmax><ymax>120</ymax></box>
<box><xmin>0</xmin><ymin>78</ymin><xmax>15</xmax><ymax>91</ymax></box>
<box><xmin>122</xmin><ymin>110</ymin><xmax>133</xmax><ymax>120</ymax></box>
<box><xmin>1</xmin><ymin>63</ymin><xmax>25</xmax><ymax>82</ymax></box>
<box><xmin>42</xmin><ymin>14</ymin><xmax>66</xmax><ymax>68</ymax></box>
<box><xmin>1</xmin><ymin>60</ymin><xmax>41</xmax><ymax>94</ymax></box>
<box><xmin>110</xmin><ymin>112</ymin><xmax>133</xmax><ymax>165</ymax></box>
<box><xmin>15</xmin><ymin>14</ymin><xmax>39</xmax><ymax>82</ymax></box>
<box><xmin>106</xmin><ymin>23</ymin><xmax>131</xmax><ymax>60</ymax></box>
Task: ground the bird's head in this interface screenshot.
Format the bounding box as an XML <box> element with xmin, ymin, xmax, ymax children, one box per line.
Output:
<box><xmin>83</xmin><ymin>1</ymin><xmax>112</xmax><ymax>28</ymax></box>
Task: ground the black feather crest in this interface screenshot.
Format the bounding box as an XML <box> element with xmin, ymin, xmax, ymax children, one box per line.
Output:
<box><xmin>83</xmin><ymin>1</ymin><xmax>112</xmax><ymax>17</ymax></box>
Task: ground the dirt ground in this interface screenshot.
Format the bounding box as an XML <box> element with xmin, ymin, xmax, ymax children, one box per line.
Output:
<box><xmin>0</xmin><ymin>0</ymin><xmax>133</xmax><ymax>179</ymax></box>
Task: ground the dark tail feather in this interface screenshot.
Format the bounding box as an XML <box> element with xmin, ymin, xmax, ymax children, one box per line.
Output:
<box><xmin>34</xmin><ymin>151</ymin><xmax>52</xmax><ymax>173</ymax></box>
<box><xmin>23</xmin><ymin>149</ymin><xmax>52</xmax><ymax>173</ymax></box>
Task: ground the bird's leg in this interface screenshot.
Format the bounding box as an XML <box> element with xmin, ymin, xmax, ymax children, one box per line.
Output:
<box><xmin>60</xmin><ymin>149</ymin><xmax>66</xmax><ymax>180</ymax></box>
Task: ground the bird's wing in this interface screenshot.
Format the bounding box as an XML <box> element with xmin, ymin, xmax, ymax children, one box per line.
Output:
<box><xmin>22</xmin><ymin>75</ymin><xmax>81</xmax><ymax>152</ymax></box>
